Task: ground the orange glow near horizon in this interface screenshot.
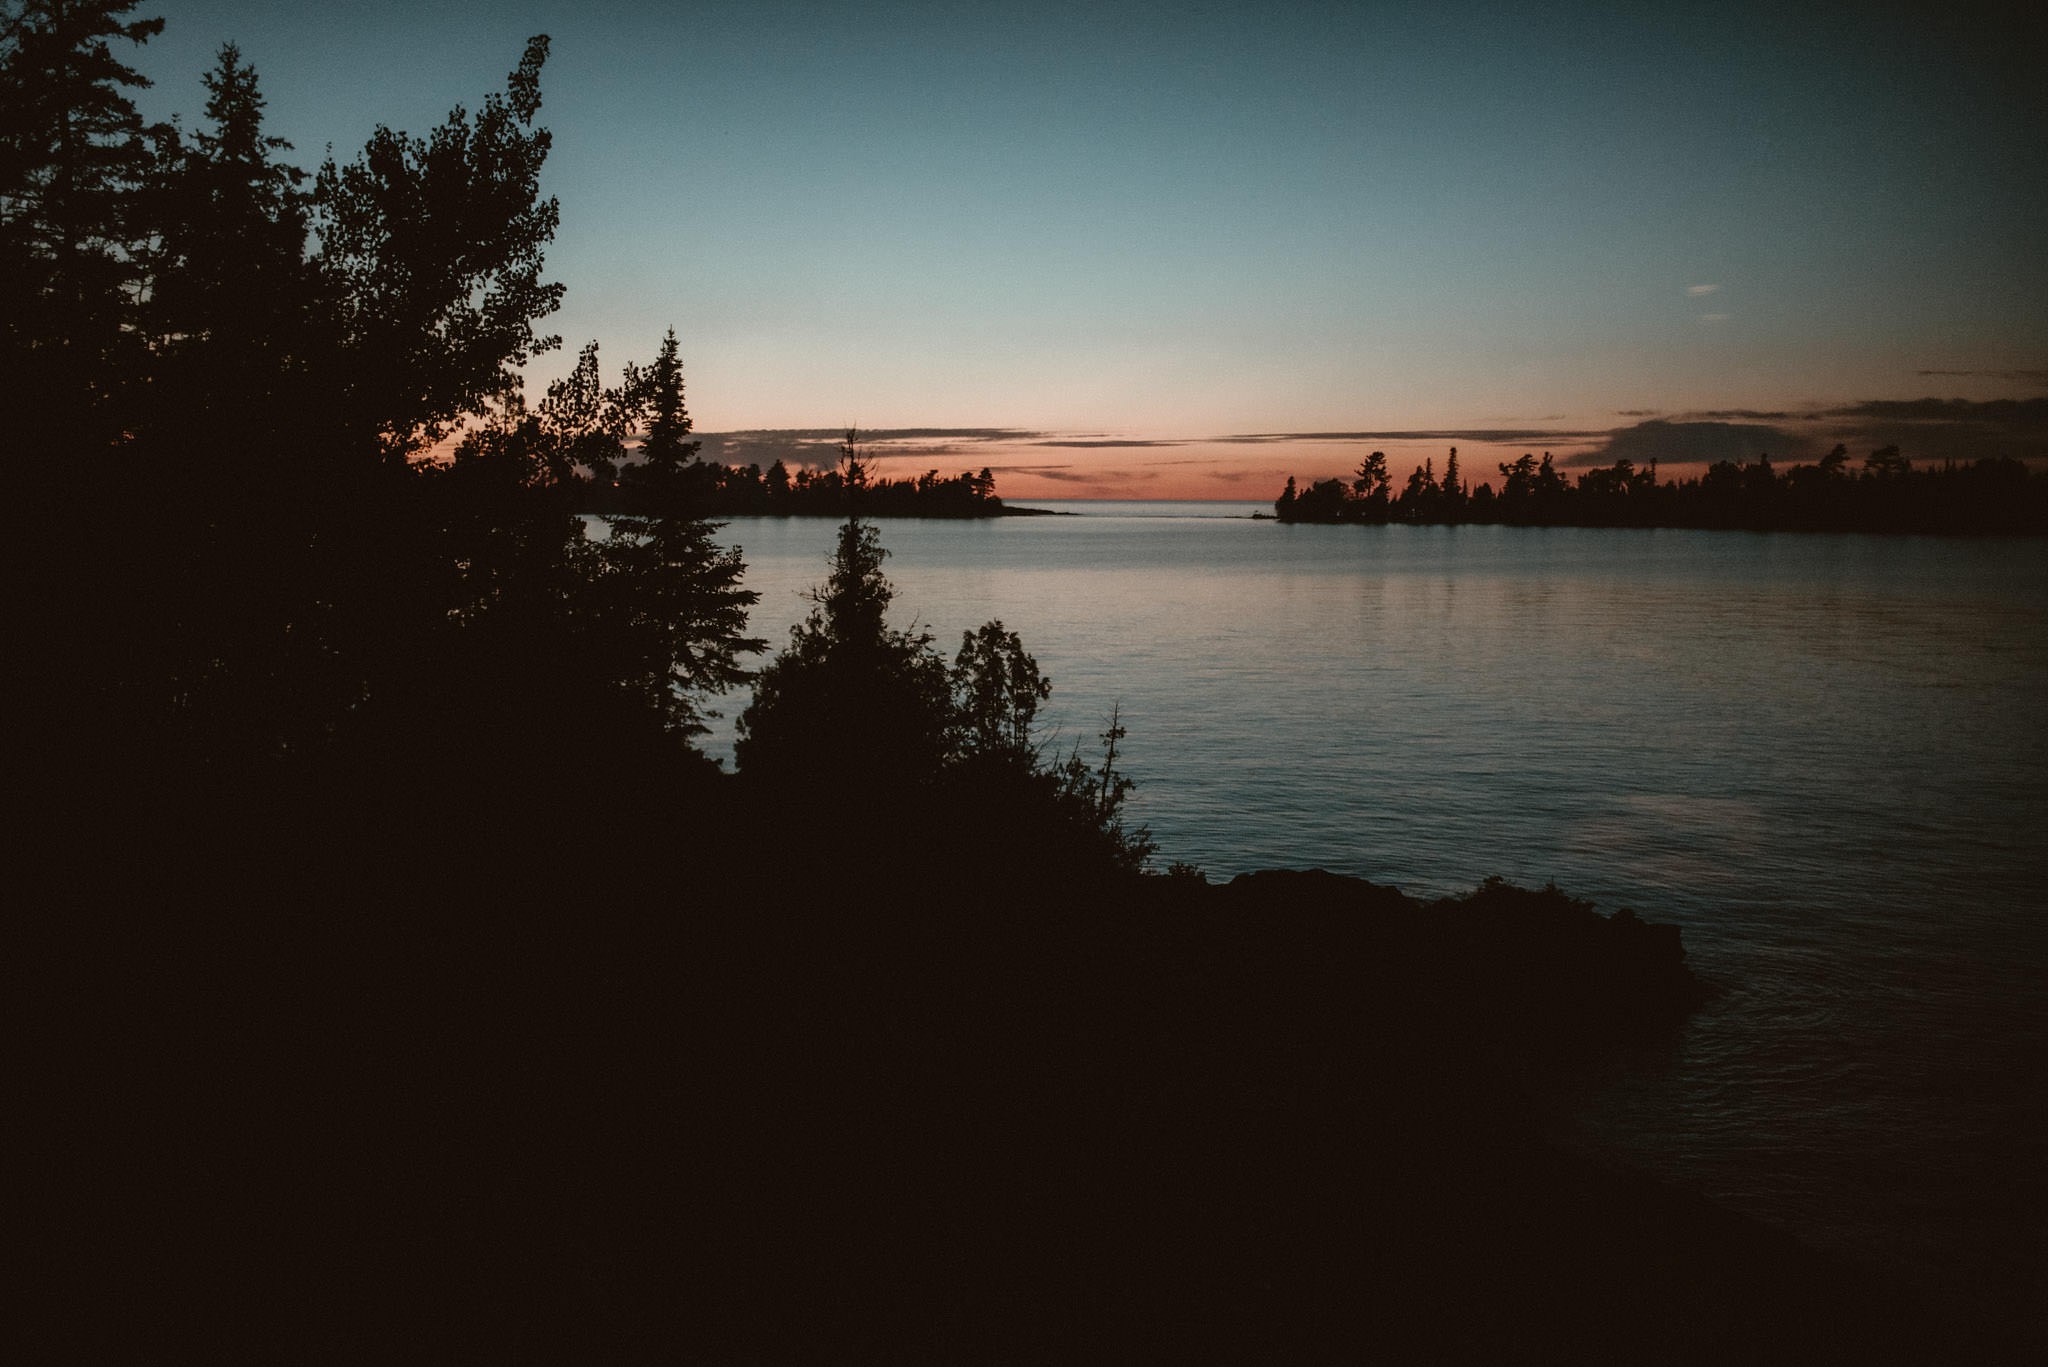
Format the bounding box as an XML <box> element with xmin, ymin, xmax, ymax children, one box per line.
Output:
<box><xmin>859</xmin><ymin>436</ymin><xmax>1625</xmax><ymax>503</ymax></box>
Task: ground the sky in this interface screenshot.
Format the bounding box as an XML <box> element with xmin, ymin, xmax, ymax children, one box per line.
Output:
<box><xmin>130</xmin><ymin>1</ymin><xmax>2047</xmax><ymax>498</ymax></box>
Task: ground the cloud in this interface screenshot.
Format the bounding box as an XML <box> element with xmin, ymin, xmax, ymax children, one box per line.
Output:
<box><xmin>1914</xmin><ymin>368</ymin><xmax>2048</xmax><ymax>387</ymax></box>
<box><xmin>1022</xmin><ymin>468</ymin><xmax>1160</xmax><ymax>485</ymax></box>
<box><xmin>1562</xmin><ymin>398</ymin><xmax>2048</xmax><ymax>471</ymax></box>
<box><xmin>694</xmin><ymin>427</ymin><xmax>1044</xmax><ymax>468</ymax></box>
<box><xmin>862</xmin><ymin>428</ymin><xmax>1043</xmax><ymax>442</ymax></box>
<box><xmin>1824</xmin><ymin>396</ymin><xmax>2048</xmax><ymax>429</ymax></box>
<box><xmin>1214</xmin><ymin>428</ymin><xmax>1608</xmax><ymax>445</ymax></box>
<box><xmin>1562</xmin><ymin>419</ymin><xmax>1818</xmax><ymax>468</ymax></box>
<box><xmin>1686</xmin><ymin>284</ymin><xmax>1721</xmax><ymax>297</ymax></box>
<box><xmin>1615</xmin><ymin>409</ymin><xmax>1661</xmax><ymax>417</ymax></box>
<box><xmin>1816</xmin><ymin>396</ymin><xmax>2048</xmax><ymax>462</ymax></box>
<box><xmin>1031</xmin><ymin>438</ymin><xmax>1187</xmax><ymax>449</ymax></box>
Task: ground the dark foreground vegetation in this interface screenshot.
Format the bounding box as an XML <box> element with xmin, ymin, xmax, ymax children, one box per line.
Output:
<box><xmin>9</xmin><ymin>6</ymin><xmax>2014</xmax><ymax>1358</ymax></box>
<box><xmin>1276</xmin><ymin>445</ymin><xmax>2048</xmax><ymax>534</ymax></box>
<box><xmin>37</xmin><ymin>793</ymin><xmax>2000</xmax><ymax>1360</ymax></box>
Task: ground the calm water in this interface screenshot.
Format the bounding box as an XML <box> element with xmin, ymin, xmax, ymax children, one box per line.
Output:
<box><xmin>700</xmin><ymin>499</ymin><xmax>2048</xmax><ymax>1320</ymax></box>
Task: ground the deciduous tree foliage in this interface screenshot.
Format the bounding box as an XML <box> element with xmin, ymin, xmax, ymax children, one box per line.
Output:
<box><xmin>312</xmin><ymin>34</ymin><xmax>563</xmax><ymax>463</ymax></box>
<box><xmin>950</xmin><ymin>621</ymin><xmax>1050</xmax><ymax>770</ymax></box>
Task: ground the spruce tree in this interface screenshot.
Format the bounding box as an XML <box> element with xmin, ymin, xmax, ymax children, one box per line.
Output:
<box><xmin>638</xmin><ymin>326</ymin><xmax>700</xmax><ymax>472</ymax></box>
<box><xmin>148</xmin><ymin>40</ymin><xmax>311</xmax><ymax>437</ymax></box>
<box><xmin>1442</xmin><ymin>446</ymin><xmax>1466</xmax><ymax>517</ymax></box>
<box><xmin>595</xmin><ymin>331</ymin><xmax>762</xmax><ymax>739</ymax></box>
<box><xmin>0</xmin><ymin>0</ymin><xmax>166</xmax><ymax>453</ymax></box>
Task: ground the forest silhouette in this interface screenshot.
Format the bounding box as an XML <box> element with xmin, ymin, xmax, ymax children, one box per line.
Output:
<box><xmin>9</xmin><ymin>7</ymin><xmax>2016</xmax><ymax>1358</ymax></box>
<box><xmin>1275</xmin><ymin>444</ymin><xmax>2048</xmax><ymax>533</ymax></box>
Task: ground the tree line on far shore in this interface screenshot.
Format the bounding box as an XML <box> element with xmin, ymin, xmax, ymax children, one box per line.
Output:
<box><xmin>1275</xmin><ymin>446</ymin><xmax>2047</xmax><ymax>534</ymax></box>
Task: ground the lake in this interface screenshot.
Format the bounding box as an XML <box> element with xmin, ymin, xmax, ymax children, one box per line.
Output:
<box><xmin>700</xmin><ymin>498</ymin><xmax>2048</xmax><ymax>1324</ymax></box>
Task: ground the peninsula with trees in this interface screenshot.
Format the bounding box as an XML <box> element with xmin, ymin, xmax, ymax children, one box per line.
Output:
<box><xmin>10</xmin><ymin>6</ymin><xmax>2006</xmax><ymax>1360</ymax></box>
<box><xmin>588</xmin><ymin>431</ymin><xmax>1020</xmax><ymax>518</ymax></box>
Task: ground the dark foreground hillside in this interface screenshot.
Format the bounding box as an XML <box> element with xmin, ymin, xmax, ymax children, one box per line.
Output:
<box><xmin>24</xmin><ymin>766</ymin><xmax>1992</xmax><ymax>1362</ymax></box>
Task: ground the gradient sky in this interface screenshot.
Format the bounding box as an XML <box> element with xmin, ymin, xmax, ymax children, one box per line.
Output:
<box><xmin>131</xmin><ymin>1</ymin><xmax>2047</xmax><ymax>497</ymax></box>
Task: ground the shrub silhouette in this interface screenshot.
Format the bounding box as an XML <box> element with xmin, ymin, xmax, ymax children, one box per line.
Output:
<box><xmin>736</xmin><ymin>460</ymin><xmax>1152</xmax><ymax>871</ymax></box>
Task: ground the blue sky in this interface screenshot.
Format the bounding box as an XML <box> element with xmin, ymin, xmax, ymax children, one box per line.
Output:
<box><xmin>131</xmin><ymin>1</ymin><xmax>2046</xmax><ymax>494</ymax></box>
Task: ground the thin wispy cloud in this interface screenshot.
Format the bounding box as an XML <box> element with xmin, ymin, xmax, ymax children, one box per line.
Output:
<box><xmin>1699</xmin><ymin>313</ymin><xmax>1731</xmax><ymax>324</ymax></box>
<box><xmin>694</xmin><ymin>428</ymin><xmax>1048</xmax><ymax>468</ymax></box>
<box><xmin>1213</xmin><ymin>428</ymin><xmax>1608</xmax><ymax>445</ymax></box>
<box><xmin>1824</xmin><ymin>397</ymin><xmax>2048</xmax><ymax>430</ymax></box>
<box><xmin>1021</xmin><ymin>468</ymin><xmax>1161</xmax><ymax>485</ymax></box>
<box><xmin>1031</xmin><ymin>439</ymin><xmax>1187</xmax><ymax>449</ymax></box>
<box><xmin>1915</xmin><ymin>368</ymin><xmax>2048</xmax><ymax>386</ymax></box>
<box><xmin>1686</xmin><ymin>284</ymin><xmax>1721</xmax><ymax>297</ymax></box>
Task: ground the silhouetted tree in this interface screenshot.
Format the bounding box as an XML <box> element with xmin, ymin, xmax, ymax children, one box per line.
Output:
<box><xmin>1044</xmin><ymin>702</ymin><xmax>1154</xmax><ymax>872</ymax></box>
<box><xmin>1397</xmin><ymin>456</ymin><xmax>1441</xmax><ymax>521</ymax></box>
<box><xmin>1441</xmin><ymin>446</ymin><xmax>1466</xmax><ymax>517</ymax></box>
<box><xmin>594</xmin><ymin>332</ymin><xmax>764</xmax><ymax>737</ymax></box>
<box><xmin>735</xmin><ymin>511</ymin><xmax>952</xmax><ymax>783</ymax></box>
<box><xmin>949</xmin><ymin>620</ymin><xmax>1051</xmax><ymax>771</ymax></box>
<box><xmin>1497</xmin><ymin>453</ymin><xmax>1538</xmax><ymax>513</ymax></box>
<box><xmin>146</xmin><ymin>40</ymin><xmax>311</xmax><ymax>430</ymax></box>
<box><xmin>1275</xmin><ymin>475</ymin><xmax>1298</xmax><ymax>519</ymax></box>
<box><xmin>1353</xmin><ymin>451</ymin><xmax>1392</xmax><ymax>521</ymax></box>
<box><xmin>635</xmin><ymin>328</ymin><xmax>697</xmax><ymax>468</ymax></box>
<box><xmin>311</xmin><ymin>34</ymin><xmax>563</xmax><ymax>462</ymax></box>
<box><xmin>98</xmin><ymin>39</ymin><xmax>331</xmax><ymax>757</ymax></box>
<box><xmin>542</xmin><ymin>339</ymin><xmax>633</xmax><ymax>485</ymax></box>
